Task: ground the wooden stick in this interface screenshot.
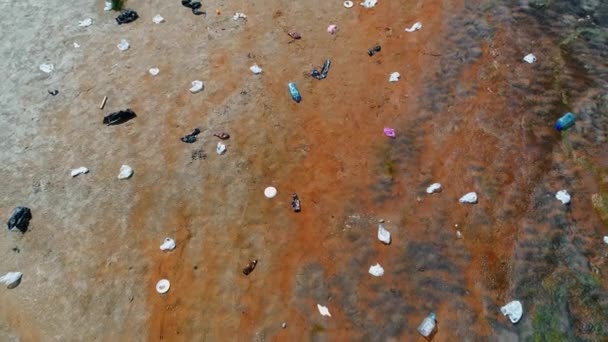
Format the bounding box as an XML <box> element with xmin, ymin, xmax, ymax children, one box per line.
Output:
<box><xmin>99</xmin><ymin>96</ymin><xmax>107</xmax><ymax>110</ymax></box>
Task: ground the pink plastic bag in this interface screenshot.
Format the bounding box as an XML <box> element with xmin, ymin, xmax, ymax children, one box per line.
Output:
<box><xmin>327</xmin><ymin>24</ymin><xmax>337</xmax><ymax>34</ymax></box>
<box><xmin>384</xmin><ymin>127</ymin><xmax>396</xmax><ymax>138</ymax></box>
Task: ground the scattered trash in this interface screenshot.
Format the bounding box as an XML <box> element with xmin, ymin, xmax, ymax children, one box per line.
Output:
<box><xmin>405</xmin><ymin>22</ymin><xmax>422</xmax><ymax>32</ymax></box>
<box><xmin>459</xmin><ymin>192</ymin><xmax>478</xmax><ymax>204</ymax></box>
<box><xmin>368</xmin><ymin>45</ymin><xmax>381</xmax><ymax>56</ymax></box>
<box><xmin>70</xmin><ymin>167</ymin><xmax>89</xmax><ymax>177</ymax></box>
<box><xmin>555</xmin><ymin>190</ymin><xmax>571</xmax><ymax>204</ymax></box>
<box><xmin>160</xmin><ymin>237</ymin><xmax>176</xmax><ymax>251</ymax></box>
<box><xmin>389</xmin><ymin>72</ymin><xmax>400</xmax><ymax>82</ymax></box>
<box><xmin>39</xmin><ymin>63</ymin><xmax>54</xmax><ymax>73</ymax></box>
<box><xmin>603</xmin><ymin>236</ymin><xmax>608</xmax><ymax>244</ymax></box>
<box><xmin>117</xmin><ymin>39</ymin><xmax>130</xmax><ymax>51</ymax></box>
<box><xmin>116</xmin><ymin>9</ymin><xmax>139</xmax><ymax>24</ymax></box>
<box><xmin>149</xmin><ymin>67</ymin><xmax>160</xmax><ymax>76</ymax></box>
<box><xmin>152</xmin><ymin>15</ymin><xmax>165</xmax><ymax>24</ymax></box>
<box><xmin>311</xmin><ymin>59</ymin><xmax>331</xmax><ymax>80</ymax></box>
<box><xmin>360</xmin><ymin>0</ymin><xmax>378</xmax><ymax>8</ymax></box>
<box><xmin>118</xmin><ymin>165</ymin><xmax>134</xmax><ymax>180</ymax></box>
<box><xmin>378</xmin><ymin>224</ymin><xmax>391</xmax><ymax>244</ymax></box>
<box><xmin>523</xmin><ymin>53</ymin><xmax>536</xmax><ymax>64</ymax></box>
<box><xmin>383</xmin><ymin>127</ymin><xmax>396</xmax><ymax>138</ymax></box>
<box><xmin>456</xmin><ymin>230</ymin><xmax>463</xmax><ymax>239</ymax></box>
<box><xmin>426</xmin><ymin>183</ymin><xmax>442</xmax><ymax>194</ymax></box>
<box><xmin>190</xmin><ymin>80</ymin><xmax>204</xmax><ymax>93</ymax></box>
<box><xmin>317</xmin><ymin>304</ymin><xmax>332</xmax><ymax>317</ymax></box>
<box><xmin>216</xmin><ymin>142</ymin><xmax>227</xmax><ymax>155</ymax></box>
<box><xmin>48</xmin><ymin>90</ymin><xmax>59</xmax><ymax>96</ymax></box>
<box><xmin>0</xmin><ymin>272</ymin><xmax>22</xmax><ymax>289</ymax></box>
<box><xmin>250</xmin><ymin>64</ymin><xmax>263</xmax><ymax>74</ymax></box>
<box><xmin>344</xmin><ymin>1</ymin><xmax>354</xmax><ymax>8</ymax></box>
<box><xmin>233</xmin><ymin>12</ymin><xmax>247</xmax><ymax>20</ymax></box>
<box><xmin>555</xmin><ymin>112</ymin><xmax>575</xmax><ymax>131</ymax></box>
<box><xmin>288</xmin><ymin>31</ymin><xmax>301</xmax><ymax>40</ymax></box>
<box><xmin>99</xmin><ymin>96</ymin><xmax>108</xmax><ymax>110</ymax></box>
<box><xmin>368</xmin><ymin>263</ymin><xmax>384</xmax><ymax>277</ymax></box>
<box><xmin>182</xmin><ymin>0</ymin><xmax>206</xmax><ymax>15</ymax></box>
<box><xmin>73</xmin><ymin>42</ymin><xmax>80</xmax><ymax>48</ymax></box>
<box><xmin>500</xmin><ymin>300</ymin><xmax>523</xmax><ymax>324</ymax></box>
<box><xmin>243</xmin><ymin>259</ymin><xmax>258</xmax><ymax>275</ymax></box>
<box><xmin>181</xmin><ymin>128</ymin><xmax>201</xmax><ymax>143</ymax></box>
<box><xmin>103</xmin><ymin>109</ymin><xmax>136</xmax><ymax>125</ymax></box>
<box><xmin>292</xmin><ymin>193</ymin><xmax>301</xmax><ymax>212</ymax></box>
<box><xmin>78</xmin><ymin>18</ymin><xmax>93</xmax><ymax>27</ymax></box>
<box><xmin>282</xmin><ymin>322</ymin><xmax>287</xmax><ymax>329</ymax></box>
<box><xmin>156</xmin><ymin>279</ymin><xmax>170</xmax><ymax>294</ymax></box>
<box><xmin>327</xmin><ymin>24</ymin><xmax>337</xmax><ymax>34</ymax></box>
<box><xmin>213</xmin><ymin>132</ymin><xmax>230</xmax><ymax>140</ymax></box>
<box><xmin>7</xmin><ymin>207</ymin><xmax>32</xmax><ymax>233</ymax></box>
<box><xmin>288</xmin><ymin>82</ymin><xmax>302</xmax><ymax>103</ymax></box>
<box><xmin>417</xmin><ymin>312</ymin><xmax>437</xmax><ymax>337</ymax></box>
<box><xmin>264</xmin><ymin>186</ymin><xmax>277</xmax><ymax>199</ymax></box>
<box><xmin>104</xmin><ymin>0</ymin><xmax>112</xmax><ymax>11</ymax></box>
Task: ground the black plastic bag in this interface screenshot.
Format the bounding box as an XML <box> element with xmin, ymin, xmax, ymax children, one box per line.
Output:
<box><xmin>181</xmin><ymin>0</ymin><xmax>206</xmax><ymax>15</ymax></box>
<box><xmin>116</xmin><ymin>9</ymin><xmax>139</xmax><ymax>24</ymax></box>
<box><xmin>368</xmin><ymin>45</ymin><xmax>381</xmax><ymax>56</ymax></box>
<box><xmin>103</xmin><ymin>109</ymin><xmax>136</xmax><ymax>125</ymax></box>
<box><xmin>7</xmin><ymin>207</ymin><xmax>32</xmax><ymax>233</ymax></box>
<box><xmin>181</xmin><ymin>128</ymin><xmax>201</xmax><ymax>143</ymax></box>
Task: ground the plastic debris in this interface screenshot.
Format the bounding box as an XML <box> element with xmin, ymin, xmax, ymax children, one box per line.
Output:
<box><xmin>288</xmin><ymin>82</ymin><xmax>302</xmax><ymax>103</ymax></box>
<box><xmin>603</xmin><ymin>236</ymin><xmax>608</xmax><ymax>244</ymax></box>
<box><xmin>104</xmin><ymin>0</ymin><xmax>112</xmax><ymax>11</ymax></box>
<box><xmin>383</xmin><ymin>127</ymin><xmax>396</xmax><ymax>138</ymax></box>
<box><xmin>103</xmin><ymin>109</ymin><xmax>136</xmax><ymax>125</ymax></box>
<box><xmin>368</xmin><ymin>263</ymin><xmax>384</xmax><ymax>277</ymax></box>
<box><xmin>426</xmin><ymin>183</ymin><xmax>442</xmax><ymax>194</ymax></box>
<box><xmin>216</xmin><ymin>142</ymin><xmax>227</xmax><ymax>155</ymax></box>
<box><xmin>7</xmin><ymin>207</ymin><xmax>32</xmax><ymax>233</ymax></box>
<box><xmin>344</xmin><ymin>1</ymin><xmax>354</xmax><ymax>8</ymax></box>
<box><xmin>555</xmin><ymin>112</ymin><xmax>575</xmax><ymax>131</ymax></box>
<box><xmin>418</xmin><ymin>313</ymin><xmax>437</xmax><ymax>337</ymax></box>
<box><xmin>116</xmin><ymin>9</ymin><xmax>139</xmax><ymax>24</ymax></box>
<box><xmin>160</xmin><ymin>238</ymin><xmax>176</xmax><ymax>251</ymax></box>
<box><xmin>360</xmin><ymin>0</ymin><xmax>378</xmax><ymax>8</ymax></box>
<box><xmin>233</xmin><ymin>12</ymin><xmax>247</xmax><ymax>20</ymax></box>
<box><xmin>149</xmin><ymin>67</ymin><xmax>160</xmax><ymax>76</ymax></box>
<box><xmin>389</xmin><ymin>72</ymin><xmax>400</xmax><ymax>82</ymax></box>
<box><xmin>48</xmin><ymin>90</ymin><xmax>59</xmax><ymax>96</ymax></box>
<box><xmin>292</xmin><ymin>193</ymin><xmax>301</xmax><ymax>212</ymax></box>
<box><xmin>213</xmin><ymin>132</ymin><xmax>230</xmax><ymax>140</ymax></box>
<box><xmin>78</xmin><ymin>18</ymin><xmax>93</xmax><ymax>27</ymax></box>
<box><xmin>500</xmin><ymin>300</ymin><xmax>523</xmax><ymax>324</ymax></box>
<box><xmin>242</xmin><ymin>259</ymin><xmax>258</xmax><ymax>275</ymax></box>
<box><xmin>378</xmin><ymin>224</ymin><xmax>391</xmax><ymax>244</ymax></box>
<box><xmin>73</xmin><ymin>42</ymin><xmax>80</xmax><ymax>48</ymax></box>
<box><xmin>264</xmin><ymin>186</ymin><xmax>277</xmax><ymax>199</ymax></box>
<box><xmin>190</xmin><ymin>80</ymin><xmax>204</xmax><ymax>93</ymax></box>
<box><xmin>39</xmin><ymin>63</ymin><xmax>54</xmax><ymax>73</ymax></box>
<box><xmin>117</xmin><ymin>39</ymin><xmax>130</xmax><ymax>51</ymax></box>
<box><xmin>250</xmin><ymin>64</ymin><xmax>263</xmax><ymax>74</ymax></box>
<box><xmin>153</xmin><ymin>15</ymin><xmax>165</xmax><ymax>24</ymax></box>
<box><xmin>317</xmin><ymin>304</ymin><xmax>331</xmax><ymax>317</ymax></box>
<box><xmin>181</xmin><ymin>128</ymin><xmax>201</xmax><ymax>143</ymax></box>
<box><xmin>459</xmin><ymin>192</ymin><xmax>478</xmax><ymax>204</ymax></box>
<box><xmin>327</xmin><ymin>24</ymin><xmax>337</xmax><ymax>34</ymax></box>
<box><xmin>182</xmin><ymin>0</ymin><xmax>206</xmax><ymax>15</ymax></box>
<box><xmin>118</xmin><ymin>165</ymin><xmax>134</xmax><ymax>180</ymax></box>
<box><xmin>523</xmin><ymin>53</ymin><xmax>536</xmax><ymax>64</ymax></box>
<box><xmin>368</xmin><ymin>45</ymin><xmax>381</xmax><ymax>56</ymax></box>
<box><xmin>99</xmin><ymin>96</ymin><xmax>108</xmax><ymax>110</ymax></box>
<box><xmin>0</xmin><ymin>272</ymin><xmax>22</xmax><ymax>289</ymax></box>
<box><xmin>70</xmin><ymin>167</ymin><xmax>89</xmax><ymax>177</ymax></box>
<box><xmin>555</xmin><ymin>190</ymin><xmax>571</xmax><ymax>204</ymax></box>
<box><xmin>282</xmin><ymin>322</ymin><xmax>287</xmax><ymax>329</ymax></box>
<box><xmin>456</xmin><ymin>230</ymin><xmax>463</xmax><ymax>239</ymax></box>
<box><xmin>156</xmin><ymin>279</ymin><xmax>170</xmax><ymax>294</ymax></box>
<box><xmin>405</xmin><ymin>22</ymin><xmax>422</xmax><ymax>32</ymax></box>
<box><xmin>311</xmin><ymin>59</ymin><xmax>331</xmax><ymax>80</ymax></box>
<box><xmin>288</xmin><ymin>31</ymin><xmax>301</xmax><ymax>40</ymax></box>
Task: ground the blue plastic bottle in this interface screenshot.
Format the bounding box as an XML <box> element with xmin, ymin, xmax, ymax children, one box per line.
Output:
<box><xmin>555</xmin><ymin>112</ymin><xmax>575</xmax><ymax>131</ymax></box>
<box><xmin>288</xmin><ymin>82</ymin><xmax>301</xmax><ymax>103</ymax></box>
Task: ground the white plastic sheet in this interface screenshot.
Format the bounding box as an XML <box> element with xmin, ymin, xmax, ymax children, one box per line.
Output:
<box><xmin>389</xmin><ymin>72</ymin><xmax>400</xmax><ymax>82</ymax></box>
<box><xmin>317</xmin><ymin>304</ymin><xmax>331</xmax><ymax>317</ymax></box>
<box><xmin>555</xmin><ymin>190</ymin><xmax>571</xmax><ymax>204</ymax></box>
<box><xmin>250</xmin><ymin>64</ymin><xmax>262</xmax><ymax>74</ymax></box>
<box><xmin>70</xmin><ymin>167</ymin><xmax>89</xmax><ymax>177</ymax></box>
<box><xmin>378</xmin><ymin>224</ymin><xmax>391</xmax><ymax>244</ymax></box>
<box><xmin>500</xmin><ymin>300</ymin><xmax>523</xmax><ymax>324</ymax></box>
<box><xmin>426</xmin><ymin>183</ymin><xmax>442</xmax><ymax>194</ymax></box>
<box><xmin>405</xmin><ymin>22</ymin><xmax>422</xmax><ymax>32</ymax></box>
<box><xmin>368</xmin><ymin>263</ymin><xmax>384</xmax><ymax>276</ymax></box>
<box><xmin>160</xmin><ymin>238</ymin><xmax>176</xmax><ymax>251</ymax></box>
<box><xmin>118</xmin><ymin>165</ymin><xmax>133</xmax><ymax>180</ymax></box>
<box><xmin>459</xmin><ymin>192</ymin><xmax>478</xmax><ymax>204</ymax></box>
<box><xmin>0</xmin><ymin>272</ymin><xmax>22</xmax><ymax>289</ymax></box>
<box><xmin>190</xmin><ymin>80</ymin><xmax>204</xmax><ymax>93</ymax></box>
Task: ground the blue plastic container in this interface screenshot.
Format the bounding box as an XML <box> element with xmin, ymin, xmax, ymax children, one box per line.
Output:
<box><xmin>555</xmin><ymin>112</ymin><xmax>575</xmax><ymax>131</ymax></box>
<box><xmin>288</xmin><ymin>82</ymin><xmax>301</xmax><ymax>103</ymax></box>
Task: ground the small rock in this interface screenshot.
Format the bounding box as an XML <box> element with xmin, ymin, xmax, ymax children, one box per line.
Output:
<box><xmin>70</xmin><ymin>167</ymin><xmax>89</xmax><ymax>177</ymax></box>
<box><xmin>118</xmin><ymin>165</ymin><xmax>133</xmax><ymax>180</ymax></box>
<box><xmin>0</xmin><ymin>272</ymin><xmax>22</xmax><ymax>289</ymax></box>
<box><xmin>368</xmin><ymin>263</ymin><xmax>384</xmax><ymax>277</ymax></box>
<box><xmin>426</xmin><ymin>183</ymin><xmax>442</xmax><ymax>194</ymax></box>
<box><xmin>500</xmin><ymin>300</ymin><xmax>523</xmax><ymax>324</ymax></box>
<box><xmin>378</xmin><ymin>224</ymin><xmax>391</xmax><ymax>244</ymax></box>
<box><xmin>190</xmin><ymin>80</ymin><xmax>204</xmax><ymax>93</ymax></box>
<box><xmin>117</xmin><ymin>39</ymin><xmax>130</xmax><ymax>51</ymax></box>
<box><xmin>555</xmin><ymin>190</ymin><xmax>571</xmax><ymax>204</ymax></box>
<box><xmin>250</xmin><ymin>64</ymin><xmax>262</xmax><ymax>74</ymax></box>
<box><xmin>389</xmin><ymin>72</ymin><xmax>400</xmax><ymax>82</ymax></box>
<box><xmin>459</xmin><ymin>192</ymin><xmax>478</xmax><ymax>204</ymax></box>
<box><xmin>317</xmin><ymin>304</ymin><xmax>331</xmax><ymax>317</ymax></box>
<box><xmin>153</xmin><ymin>15</ymin><xmax>165</xmax><ymax>24</ymax></box>
<box><xmin>160</xmin><ymin>238</ymin><xmax>176</xmax><ymax>251</ymax></box>
<box><xmin>216</xmin><ymin>142</ymin><xmax>227</xmax><ymax>155</ymax></box>
<box><xmin>281</xmin><ymin>322</ymin><xmax>287</xmax><ymax>329</ymax></box>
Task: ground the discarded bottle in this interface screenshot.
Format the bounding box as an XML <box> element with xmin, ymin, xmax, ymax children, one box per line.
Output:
<box><xmin>243</xmin><ymin>259</ymin><xmax>258</xmax><ymax>275</ymax></box>
<box><xmin>292</xmin><ymin>193</ymin><xmax>301</xmax><ymax>212</ymax></box>
<box><xmin>288</xmin><ymin>82</ymin><xmax>301</xmax><ymax>103</ymax></box>
<box><xmin>417</xmin><ymin>312</ymin><xmax>437</xmax><ymax>338</ymax></box>
<box><xmin>555</xmin><ymin>112</ymin><xmax>575</xmax><ymax>131</ymax></box>
<box><xmin>368</xmin><ymin>45</ymin><xmax>381</xmax><ymax>56</ymax></box>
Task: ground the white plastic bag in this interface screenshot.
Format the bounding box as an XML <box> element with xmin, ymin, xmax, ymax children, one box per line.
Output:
<box><xmin>360</xmin><ymin>0</ymin><xmax>378</xmax><ymax>8</ymax></box>
<box><xmin>118</xmin><ymin>165</ymin><xmax>133</xmax><ymax>180</ymax></box>
<box><xmin>389</xmin><ymin>72</ymin><xmax>400</xmax><ymax>82</ymax></box>
<box><xmin>117</xmin><ymin>39</ymin><xmax>130</xmax><ymax>51</ymax></box>
<box><xmin>317</xmin><ymin>304</ymin><xmax>331</xmax><ymax>317</ymax></box>
<box><xmin>378</xmin><ymin>224</ymin><xmax>391</xmax><ymax>244</ymax></box>
<box><xmin>459</xmin><ymin>192</ymin><xmax>477</xmax><ymax>204</ymax></box>
<box><xmin>523</xmin><ymin>53</ymin><xmax>536</xmax><ymax>64</ymax></box>
<box><xmin>160</xmin><ymin>237</ymin><xmax>176</xmax><ymax>251</ymax></box>
<box><xmin>250</xmin><ymin>64</ymin><xmax>262</xmax><ymax>74</ymax></box>
<box><xmin>500</xmin><ymin>300</ymin><xmax>523</xmax><ymax>324</ymax></box>
<box><xmin>39</xmin><ymin>63</ymin><xmax>54</xmax><ymax>73</ymax></box>
<box><xmin>0</xmin><ymin>272</ymin><xmax>22</xmax><ymax>289</ymax></box>
<box><xmin>153</xmin><ymin>15</ymin><xmax>165</xmax><ymax>24</ymax></box>
<box><xmin>70</xmin><ymin>167</ymin><xmax>89</xmax><ymax>177</ymax></box>
<box><xmin>405</xmin><ymin>22</ymin><xmax>422</xmax><ymax>32</ymax></box>
<box><xmin>78</xmin><ymin>18</ymin><xmax>93</xmax><ymax>27</ymax></box>
<box><xmin>190</xmin><ymin>80</ymin><xmax>204</xmax><ymax>93</ymax></box>
<box><xmin>368</xmin><ymin>263</ymin><xmax>384</xmax><ymax>276</ymax></box>
<box><xmin>426</xmin><ymin>183</ymin><xmax>442</xmax><ymax>194</ymax></box>
<box><xmin>555</xmin><ymin>190</ymin><xmax>571</xmax><ymax>204</ymax></box>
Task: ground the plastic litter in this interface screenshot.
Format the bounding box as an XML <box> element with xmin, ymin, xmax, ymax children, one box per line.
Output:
<box><xmin>160</xmin><ymin>238</ymin><xmax>176</xmax><ymax>251</ymax></box>
<box><xmin>0</xmin><ymin>272</ymin><xmax>22</xmax><ymax>289</ymax></box>
<box><xmin>264</xmin><ymin>186</ymin><xmax>277</xmax><ymax>199</ymax></box>
<box><xmin>292</xmin><ymin>193</ymin><xmax>301</xmax><ymax>212</ymax></box>
<box><xmin>78</xmin><ymin>18</ymin><xmax>93</xmax><ymax>27</ymax></box>
<box><xmin>383</xmin><ymin>127</ymin><xmax>396</xmax><ymax>138</ymax></box>
<box><xmin>603</xmin><ymin>236</ymin><xmax>608</xmax><ymax>244</ymax></box>
<box><xmin>288</xmin><ymin>82</ymin><xmax>302</xmax><ymax>103</ymax></box>
<box><xmin>327</xmin><ymin>24</ymin><xmax>337</xmax><ymax>34</ymax></box>
<box><xmin>190</xmin><ymin>80</ymin><xmax>204</xmax><ymax>93</ymax></box>
<box><xmin>317</xmin><ymin>304</ymin><xmax>331</xmax><ymax>317</ymax></box>
<box><xmin>48</xmin><ymin>90</ymin><xmax>59</xmax><ymax>96</ymax></box>
<box><xmin>456</xmin><ymin>230</ymin><xmax>463</xmax><ymax>239</ymax></box>
<box><xmin>368</xmin><ymin>263</ymin><xmax>384</xmax><ymax>277</ymax></box>
<box><xmin>389</xmin><ymin>72</ymin><xmax>400</xmax><ymax>82</ymax></box>
<box><xmin>156</xmin><ymin>279</ymin><xmax>170</xmax><ymax>294</ymax></box>
<box><xmin>39</xmin><ymin>63</ymin><xmax>54</xmax><ymax>73</ymax></box>
<box><xmin>103</xmin><ymin>109</ymin><xmax>136</xmax><ymax>125</ymax></box>
<box><xmin>555</xmin><ymin>190</ymin><xmax>571</xmax><ymax>204</ymax></box>
<box><xmin>104</xmin><ymin>0</ymin><xmax>112</xmax><ymax>11</ymax></box>
<box><xmin>555</xmin><ymin>112</ymin><xmax>575</xmax><ymax>131</ymax></box>
<box><xmin>523</xmin><ymin>53</ymin><xmax>536</xmax><ymax>64</ymax></box>
<box><xmin>405</xmin><ymin>22</ymin><xmax>422</xmax><ymax>32</ymax></box>
<box><xmin>213</xmin><ymin>132</ymin><xmax>230</xmax><ymax>140</ymax></box>
<box><xmin>149</xmin><ymin>68</ymin><xmax>160</xmax><ymax>76</ymax></box>
<box><xmin>459</xmin><ymin>192</ymin><xmax>478</xmax><ymax>204</ymax></box>
<box><xmin>344</xmin><ymin>1</ymin><xmax>354</xmax><ymax>8</ymax></box>
<box><xmin>216</xmin><ymin>142</ymin><xmax>227</xmax><ymax>155</ymax></box>
<box><xmin>368</xmin><ymin>45</ymin><xmax>381</xmax><ymax>56</ymax></box>
<box><xmin>360</xmin><ymin>0</ymin><xmax>378</xmax><ymax>8</ymax></box>
<box><xmin>500</xmin><ymin>300</ymin><xmax>523</xmax><ymax>324</ymax></box>
<box><xmin>182</xmin><ymin>0</ymin><xmax>206</xmax><ymax>15</ymax></box>
<box><xmin>233</xmin><ymin>12</ymin><xmax>247</xmax><ymax>20</ymax></box>
<box><xmin>426</xmin><ymin>183</ymin><xmax>442</xmax><ymax>194</ymax></box>
<box><xmin>73</xmin><ymin>42</ymin><xmax>80</xmax><ymax>48</ymax></box>
<box><xmin>311</xmin><ymin>59</ymin><xmax>331</xmax><ymax>80</ymax></box>
<box><xmin>153</xmin><ymin>15</ymin><xmax>165</xmax><ymax>24</ymax></box>
<box><xmin>250</xmin><ymin>64</ymin><xmax>263</xmax><ymax>74</ymax></box>
<box><xmin>242</xmin><ymin>259</ymin><xmax>258</xmax><ymax>275</ymax></box>
<box><xmin>418</xmin><ymin>313</ymin><xmax>437</xmax><ymax>337</ymax></box>
<box><xmin>116</xmin><ymin>9</ymin><xmax>139</xmax><ymax>24</ymax></box>
<box><xmin>117</xmin><ymin>39</ymin><xmax>130</xmax><ymax>51</ymax></box>
<box><xmin>99</xmin><ymin>96</ymin><xmax>108</xmax><ymax>110</ymax></box>
<box><xmin>6</xmin><ymin>207</ymin><xmax>32</xmax><ymax>233</ymax></box>
<box><xmin>181</xmin><ymin>128</ymin><xmax>201</xmax><ymax>143</ymax></box>
<box><xmin>288</xmin><ymin>31</ymin><xmax>301</xmax><ymax>40</ymax></box>
<box><xmin>70</xmin><ymin>167</ymin><xmax>89</xmax><ymax>177</ymax></box>
<box><xmin>118</xmin><ymin>165</ymin><xmax>134</xmax><ymax>180</ymax></box>
<box><xmin>378</xmin><ymin>224</ymin><xmax>391</xmax><ymax>244</ymax></box>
